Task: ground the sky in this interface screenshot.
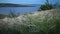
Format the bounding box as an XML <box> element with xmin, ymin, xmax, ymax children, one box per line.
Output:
<box><xmin>0</xmin><ymin>0</ymin><xmax>60</xmax><ymax>4</ymax></box>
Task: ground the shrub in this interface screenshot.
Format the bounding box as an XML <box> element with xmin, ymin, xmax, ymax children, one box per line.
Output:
<box><xmin>40</xmin><ymin>4</ymin><xmax>53</xmax><ymax>10</ymax></box>
<box><xmin>40</xmin><ymin>0</ymin><xmax>53</xmax><ymax>10</ymax></box>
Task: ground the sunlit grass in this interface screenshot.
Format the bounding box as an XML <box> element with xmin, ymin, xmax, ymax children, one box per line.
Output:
<box><xmin>0</xmin><ymin>9</ymin><xmax>60</xmax><ymax>34</ymax></box>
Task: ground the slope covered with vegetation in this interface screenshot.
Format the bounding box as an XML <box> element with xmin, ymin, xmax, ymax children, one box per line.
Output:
<box><xmin>0</xmin><ymin>3</ymin><xmax>35</xmax><ymax>7</ymax></box>
<box><xmin>0</xmin><ymin>9</ymin><xmax>60</xmax><ymax>34</ymax></box>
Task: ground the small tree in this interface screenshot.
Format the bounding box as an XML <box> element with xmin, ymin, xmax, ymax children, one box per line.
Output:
<box><xmin>40</xmin><ymin>0</ymin><xmax>53</xmax><ymax>10</ymax></box>
<box><xmin>45</xmin><ymin>0</ymin><xmax>49</xmax><ymax>5</ymax></box>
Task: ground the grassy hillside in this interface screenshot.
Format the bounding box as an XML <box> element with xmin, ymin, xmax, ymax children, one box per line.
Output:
<box><xmin>0</xmin><ymin>9</ymin><xmax>60</xmax><ymax>34</ymax></box>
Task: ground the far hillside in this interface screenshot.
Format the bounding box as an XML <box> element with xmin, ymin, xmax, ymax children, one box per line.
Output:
<box><xmin>0</xmin><ymin>3</ymin><xmax>37</xmax><ymax>7</ymax></box>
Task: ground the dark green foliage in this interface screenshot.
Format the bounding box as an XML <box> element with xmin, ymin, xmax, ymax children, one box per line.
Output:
<box><xmin>0</xmin><ymin>28</ymin><xmax>22</xmax><ymax>34</ymax></box>
<box><xmin>40</xmin><ymin>0</ymin><xmax>53</xmax><ymax>10</ymax></box>
<box><xmin>40</xmin><ymin>4</ymin><xmax>53</xmax><ymax>10</ymax></box>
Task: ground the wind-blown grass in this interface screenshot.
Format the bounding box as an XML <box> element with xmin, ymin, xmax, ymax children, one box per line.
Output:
<box><xmin>0</xmin><ymin>9</ymin><xmax>60</xmax><ymax>34</ymax></box>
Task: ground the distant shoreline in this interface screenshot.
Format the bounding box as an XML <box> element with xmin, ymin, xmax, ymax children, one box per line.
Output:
<box><xmin>0</xmin><ymin>3</ymin><xmax>40</xmax><ymax>7</ymax></box>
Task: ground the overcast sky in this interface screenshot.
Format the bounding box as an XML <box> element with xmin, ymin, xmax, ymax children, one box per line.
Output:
<box><xmin>0</xmin><ymin>0</ymin><xmax>60</xmax><ymax>4</ymax></box>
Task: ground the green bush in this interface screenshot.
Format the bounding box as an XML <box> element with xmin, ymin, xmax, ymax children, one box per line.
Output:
<box><xmin>40</xmin><ymin>4</ymin><xmax>53</xmax><ymax>10</ymax></box>
<box><xmin>40</xmin><ymin>0</ymin><xmax>53</xmax><ymax>10</ymax></box>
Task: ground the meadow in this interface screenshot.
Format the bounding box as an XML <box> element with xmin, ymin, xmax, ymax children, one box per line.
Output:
<box><xmin>0</xmin><ymin>9</ymin><xmax>60</xmax><ymax>34</ymax></box>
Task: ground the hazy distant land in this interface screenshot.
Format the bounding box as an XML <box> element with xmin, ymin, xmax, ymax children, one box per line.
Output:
<box><xmin>0</xmin><ymin>3</ymin><xmax>37</xmax><ymax>7</ymax></box>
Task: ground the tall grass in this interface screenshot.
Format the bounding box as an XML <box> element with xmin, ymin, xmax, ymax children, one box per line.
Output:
<box><xmin>0</xmin><ymin>9</ymin><xmax>60</xmax><ymax>34</ymax></box>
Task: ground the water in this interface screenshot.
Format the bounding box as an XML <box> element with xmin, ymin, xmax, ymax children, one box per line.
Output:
<box><xmin>0</xmin><ymin>6</ymin><xmax>40</xmax><ymax>15</ymax></box>
<box><xmin>0</xmin><ymin>5</ymin><xmax>59</xmax><ymax>15</ymax></box>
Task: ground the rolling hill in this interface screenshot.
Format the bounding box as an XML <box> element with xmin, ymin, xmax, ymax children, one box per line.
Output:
<box><xmin>0</xmin><ymin>3</ymin><xmax>36</xmax><ymax>7</ymax></box>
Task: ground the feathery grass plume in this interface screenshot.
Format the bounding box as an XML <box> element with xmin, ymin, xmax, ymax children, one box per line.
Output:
<box><xmin>0</xmin><ymin>9</ymin><xmax>60</xmax><ymax>34</ymax></box>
